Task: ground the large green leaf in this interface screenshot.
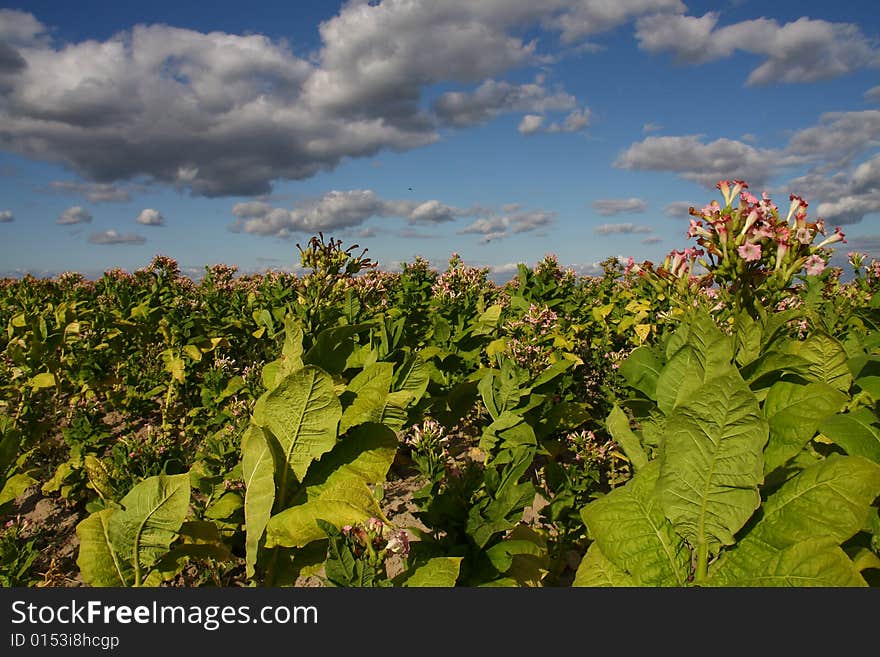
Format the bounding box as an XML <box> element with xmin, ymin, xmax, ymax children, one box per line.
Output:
<box><xmin>749</xmin><ymin>455</ymin><xmax>880</xmax><ymax>549</ymax></box>
<box><xmin>820</xmin><ymin>409</ymin><xmax>880</xmax><ymax>462</ymax></box>
<box><xmin>606</xmin><ymin>405</ymin><xmax>648</xmax><ymax>472</ymax></box>
<box><xmin>762</xmin><ymin>382</ymin><xmax>847</xmax><ymax>473</ymax></box>
<box><xmin>657</xmin><ymin>370</ymin><xmax>767</xmax><ymax>557</ymax></box>
<box><xmin>303</xmin><ymin>324</ymin><xmax>369</xmax><ymax>374</ymax></box>
<box><xmin>619</xmin><ymin>346</ymin><xmax>663</xmax><ymax>400</ymax></box>
<box><xmin>581</xmin><ymin>461</ymin><xmax>689</xmax><ymax>586</ymax></box>
<box><xmin>76</xmin><ymin>509</ymin><xmax>128</xmax><ymax>587</ymax></box>
<box><xmin>392</xmin><ymin>352</ymin><xmax>429</xmax><ymax>402</ymax></box>
<box><xmin>401</xmin><ymin>557</ymin><xmax>462</xmax><ymax>587</ymax></box>
<box><xmin>106</xmin><ymin>473</ymin><xmax>191</xmax><ymax>586</ymax></box>
<box><xmin>242</xmin><ymin>424</ymin><xmax>276</xmax><ymax>578</ymax></box>
<box><xmin>655</xmin><ymin>311</ymin><xmax>734</xmax><ymax>414</ymax></box>
<box><xmin>303</xmin><ymin>423</ymin><xmax>398</xmax><ymax>497</ymax></box>
<box><xmin>264</xmin><ymin>479</ymin><xmax>385</xmax><ymax>549</ymax></box>
<box><xmin>572</xmin><ymin>543</ymin><xmax>637</xmax><ymax>587</ymax></box>
<box><xmin>339</xmin><ymin>363</ymin><xmax>393</xmax><ymax>435</ymax></box>
<box><xmin>716</xmin><ymin>539</ymin><xmax>866</xmax><ymax>587</ymax></box>
<box><xmin>253</xmin><ymin>366</ymin><xmax>341</xmax><ymax>486</ymax></box>
<box><xmin>790</xmin><ymin>332</ymin><xmax>853</xmax><ymax>393</ymax></box>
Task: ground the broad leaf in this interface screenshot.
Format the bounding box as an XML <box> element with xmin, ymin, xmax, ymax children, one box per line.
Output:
<box><xmin>572</xmin><ymin>543</ymin><xmax>637</xmax><ymax>587</ymax></box>
<box><xmin>264</xmin><ymin>479</ymin><xmax>385</xmax><ymax>548</ymax></box>
<box><xmin>581</xmin><ymin>461</ymin><xmax>689</xmax><ymax>586</ymax></box>
<box><xmin>253</xmin><ymin>366</ymin><xmax>341</xmax><ymax>485</ymax></box>
<box><xmin>655</xmin><ymin>311</ymin><xmax>734</xmax><ymax>414</ymax></box>
<box><xmin>303</xmin><ymin>423</ymin><xmax>398</xmax><ymax>497</ymax></box>
<box><xmin>619</xmin><ymin>346</ymin><xmax>663</xmax><ymax>400</ymax></box>
<box><xmin>762</xmin><ymin>382</ymin><xmax>847</xmax><ymax>473</ymax></box>
<box><xmin>606</xmin><ymin>405</ymin><xmax>648</xmax><ymax>471</ymax></box>
<box><xmin>790</xmin><ymin>332</ymin><xmax>853</xmax><ymax>393</ymax></box>
<box><xmin>339</xmin><ymin>363</ymin><xmax>392</xmax><ymax>434</ymax></box>
<box><xmin>820</xmin><ymin>409</ymin><xmax>880</xmax><ymax>462</ymax></box>
<box><xmin>107</xmin><ymin>472</ymin><xmax>191</xmax><ymax>586</ymax></box>
<box><xmin>401</xmin><ymin>557</ymin><xmax>462</xmax><ymax>587</ymax></box>
<box><xmin>657</xmin><ymin>370</ymin><xmax>767</xmax><ymax>557</ymax></box>
<box><xmin>242</xmin><ymin>425</ymin><xmax>276</xmax><ymax>578</ymax></box>
<box><xmin>76</xmin><ymin>509</ymin><xmax>128</xmax><ymax>587</ymax></box>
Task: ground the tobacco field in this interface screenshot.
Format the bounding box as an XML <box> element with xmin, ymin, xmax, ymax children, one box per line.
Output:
<box><xmin>1</xmin><ymin>181</ymin><xmax>879</xmax><ymax>587</ymax></box>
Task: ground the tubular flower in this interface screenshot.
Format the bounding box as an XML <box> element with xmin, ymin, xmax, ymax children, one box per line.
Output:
<box><xmin>795</xmin><ymin>227</ymin><xmax>812</xmax><ymax>245</ymax></box>
<box><xmin>804</xmin><ymin>254</ymin><xmax>827</xmax><ymax>276</ymax></box>
<box><xmin>815</xmin><ymin>226</ymin><xmax>846</xmax><ymax>249</ymax></box>
<box><xmin>737</xmin><ymin>242</ymin><xmax>762</xmax><ymax>262</ymax></box>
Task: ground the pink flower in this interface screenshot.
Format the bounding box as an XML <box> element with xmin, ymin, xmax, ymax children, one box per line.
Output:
<box><xmin>795</xmin><ymin>227</ymin><xmax>812</xmax><ymax>245</ymax></box>
<box><xmin>804</xmin><ymin>254</ymin><xmax>826</xmax><ymax>276</ymax></box>
<box><xmin>737</xmin><ymin>243</ymin><xmax>762</xmax><ymax>262</ymax></box>
<box><xmin>701</xmin><ymin>201</ymin><xmax>720</xmax><ymax>218</ymax></box>
<box><xmin>815</xmin><ymin>226</ymin><xmax>846</xmax><ymax>249</ymax></box>
<box><xmin>741</xmin><ymin>191</ymin><xmax>758</xmax><ymax>205</ymax></box>
<box><xmin>750</xmin><ymin>223</ymin><xmax>774</xmax><ymax>240</ymax></box>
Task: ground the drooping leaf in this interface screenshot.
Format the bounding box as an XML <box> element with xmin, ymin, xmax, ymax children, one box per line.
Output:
<box><xmin>606</xmin><ymin>405</ymin><xmax>648</xmax><ymax>472</ymax></box>
<box><xmin>392</xmin><ymin>352</ymin><xmax>429</xmax><ymax>402</ymax></box>
<box><xmin>657</xmin><ymin>370</ymin><xmax>767</xmax><ymax>557</ymax></box>
<box><xmin>581</xmin><ymin>461</ymin><xmax>690</xmax><ymax>586</ymax></box>
<box><xmin>253</xmin><ymin>366</ymin><xmax>341</xmax><ymax>485</ymax></box>
<box><xmin>712</xmin><ymin>539</ymin><xmax>866</xmax><ymax>587</ymax></box>
<box><xmin>619</xmin><ymin>346</ymin><xmax>663</xmax><ymax>400</ymax></box>
<box><xmin>339</xmin><ymin>363</ymin><xmax>393</xmax><ymax>434</ymax></box>
<box><xmin>303</xmin><ymin>423</ymin><xmax>398</xmax><ymax>497</ymax></box>
<box><xmin>0</xmin><ymin>472</ymin><xmax>36</xmax><ymax>507</ymax></box>
<box><xmin>264</xmin><ymin>479</ymin><xmax>385</xmax><ymax>549</ymax></box>
<box><xmin>762</xmin><ymin>381</ymin><xmax>847</xmax><ymax>473</ymax></box>
<box><xmin>819</xmin><ymin>409</ymin><xmax>880</xmax><ymax>463</ymax></box>
<box><xmin>572</xmin><ymin>543</ymin><xmax>637</xmax><ymax>587</ymax></box>
<box><xmin>76</xmin><ymin>509</ymin><xmax>128</xmax><ymax>587</ymax></box>
<box><xmin>106</xmin><ymin>472</ymin><xmax>191</xmax><ymax>586</ymax></box>
<box><xmin>401</xmin><ymin>557</ymin><xmax>462</xmax><ymax>587</ymax></box>
<box><xmin>242</xmin><ymin>424</ymin><xmax>276</xmax><ymax>579</ymax></box>
<box><xmin>749</xmin><ymin>455</ymin><xmax>880</xmax><ymax>549</ymax></box>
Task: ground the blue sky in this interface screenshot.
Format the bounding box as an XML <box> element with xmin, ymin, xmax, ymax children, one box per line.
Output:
<box><xmin>0</xmin><ymin>0</ymin><xmax>878</xmax><ymax>280</ymax></box>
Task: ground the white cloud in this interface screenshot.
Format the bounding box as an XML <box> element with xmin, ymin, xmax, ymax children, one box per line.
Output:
<box><xmin>592</xmin><ymin>197</ymin><xmax>648</xmax><ymax>216</ymax></box>
<box><xmin>642</xmin><ymin>236</ymin><xmax>663</xmax><ymax>244</ymax></box>
<box><xmin>867</xmin><ymin>86</ymin><xmax>880</xmax><ymax>103</ymax></box>
<box><xmin>635</xmin><ymin>13</ymin><xmax>880</xmax><ymax>85</ymax></box>
<box><xmin>643</xmin><ymin>122</ymin><xmax>662</xmax><ymax>134</ymax></box>
<box><xmin>0</xmin><ymin>209</ymin><xmax>12</xmax><ymax>222</ymax></box>
<box><xmin>57</xmin><ymin>206</ymin><xmax>92</xmax><ymax>225</ymax></box>
<box><xmin>614</xmin><ymin>134</ymin><xmax>779</xmax><ymax>188</ymax></box>
<box><xmin>518</xmin><ymin>114</ymin><xmax>545</xmax><ymax>134</ymax></box>
<box><xmin>545</xmin><ymin>108</ymin><xmax>591</xmax><ymax>133</ymax></box>
<box><xmin>548</xmin><ymin>0</ymin><xmax>687</xmax><ymax>44</ymax></box>
<box><xmin>230</xmin><ymin>190</ymin><xmax>465</xmax><ymax>238</ymax></box>
<box><xmin>433</xmin><ymin>77</ymin><xmax>576</xmax><ymax>127</ymax></box>
<box><xmin>594</xmin><ymin>223</ymin><xmax>653</xmax><ymax>235</ymax></box>
<box><xmin>136</xmin><ymin>208</ymin><xmax>165</xmax><ymax>226</ymax></box>
<box><xmin>88</xmin><ymin>229</ymin><xmax>145</xmax><ymax>245</ymax></box>
<box><xmin>459</xmin><ymin>208</ymin><xmax>554</xmax><ymax>242</ymax></box>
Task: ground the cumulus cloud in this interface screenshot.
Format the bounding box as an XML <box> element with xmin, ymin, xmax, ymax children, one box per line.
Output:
<box><xmin>592</xmin><ymin>197</ymin><xmax>648</xmax><ymax>216</ymax></box>
<box><xmin>0</xmin><ymin>209</ymin><xmax>12</xmax><ymax>222</ymax></box>
<box><xmin>518</xmin><ymin>114</ymin><xmax>545</xmax><ymax>134</ymax></box>
<box><xmin>433</xmin><ymin>77</ymin><xmax>576</xmax><ymax>127</ymax></box>
<box><xmin>594</xmin><ymin>223</ymin><xmax>653</xmax><ymax>235</ymax></box>
<box><xmin>88</xmin><ymin>229</ymin><xmax>146</xmax><ymax>245</ymax></box>
<box><xmin>57</xmin><ymin>206</ymin><xmax>92</xmax><ymax>225</ymax></box>
<box><xmin>136</xmin><ymin>208</ymin><xmax>165</xmax><ymax>226</ymax></box>
<box><xmin>867</xmin><ymin>86</ymin><xmax>880</xmax><ymax>103</ymax></box>
<box><xmin>635</xmin><ymin>13</ymin><xmax>880</xmax><ymax>85</ymax></box>
<box><xmin>785</xmin><ymin>110</ymin><xmax>880</xmax><ymax>168</ymax></box>
<box><xmin>547</xmin><ymin>0</ymin><xmax>686</xmax><ymax>44</ymax></box>
<box><xmin>230</xmin><ymin>190</ymin><xmax>465</xmax><ymax>238</ymax></box>
<box><xmin>50</xmin><ymin>181</ymin><xmax>131</xmax><ymax>203</ymax></box>
<box><xmin>459</xmin><ymin>208</ymin><xmax>554</xmax><ymax>243</ymax></box>
<box><xmin>0</xmin><ymin>2</ymin><xmax>693</xmax><ymax>197</ymax></box>
<box><xmin>615</xmin><ymin>134</ymin><xmax>780</xmax><ymax>188</ymax></box>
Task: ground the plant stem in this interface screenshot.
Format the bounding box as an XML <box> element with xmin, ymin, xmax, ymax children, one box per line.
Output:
<box><xmin>695</xmin><ymin>541</ymin><xmax>709</xmax><ymax>585</ymax></box>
